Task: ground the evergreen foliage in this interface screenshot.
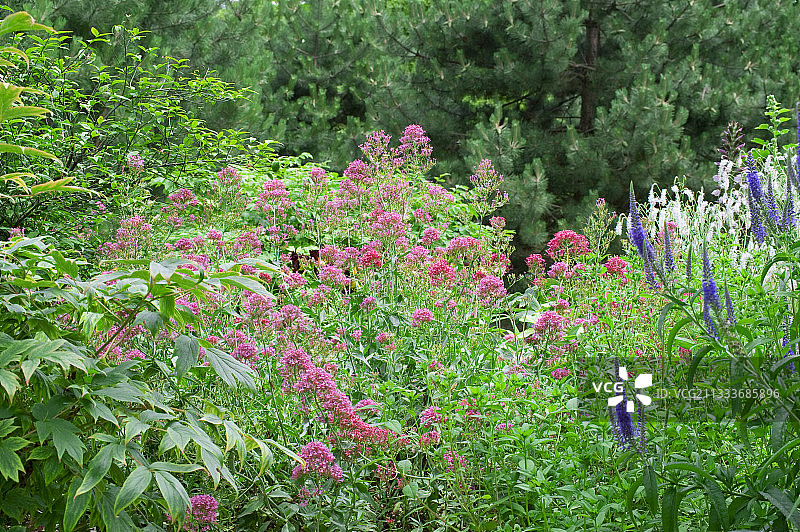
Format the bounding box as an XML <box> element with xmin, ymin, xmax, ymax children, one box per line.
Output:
<box><xmin>20</xmin><ymin>0</ymin><xmax>800</xmax><ymax>258</ymax></box>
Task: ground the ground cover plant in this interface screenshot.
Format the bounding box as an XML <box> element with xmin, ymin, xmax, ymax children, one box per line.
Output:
<box><xmin>0</xmin><ymin>9</ymin><xmax>799</xmax><ymax>532</ymax></box>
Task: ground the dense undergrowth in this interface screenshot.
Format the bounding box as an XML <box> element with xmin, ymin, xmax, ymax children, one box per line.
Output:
<box><xmin>0</xmin><ymin>10</ymin><xmax>799</xmax><ymax>532</ymax></box>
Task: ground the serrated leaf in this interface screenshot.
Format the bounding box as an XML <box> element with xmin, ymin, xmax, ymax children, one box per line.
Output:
<box><xmin>114</xmin><ymin>466</ymin><xmax>152</xmax><ymax>515</ymax></box>
<box><xmin>703</xmin><ymin>479</ymin><xmax>730</xmax><ymax>530</ymax></box>
<box><xmin>761</xmin><ymin>487</ymin><xmax>800</xmax><ymax>529</ymax></box>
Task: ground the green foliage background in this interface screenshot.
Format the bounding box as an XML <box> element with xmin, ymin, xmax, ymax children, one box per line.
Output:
<box><xmin>18</xmin><ymin>0</ymin><xmax>800</xmax><ymax>258</ymax></box>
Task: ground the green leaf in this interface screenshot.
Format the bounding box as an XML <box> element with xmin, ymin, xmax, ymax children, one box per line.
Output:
<box><xmin>0</xmin><ymin>436</ymin><xmax>29</xmax><ymax>481</ymax></box>
<box><xmin>0</xmin><ymin>142</ymin><xmax>61</xmax><ymax>161</ymax></box>
<box><xmin>203</xmin><ymin>347</ymin><xmax>256</xmax><ymax>391</ymax></box>
<box><xmin>703</xmin><ymin>479</ymin><xmax>730</xmax><ymax>530</ymax></box>
<box><xmin>76</xmin><ymin>444</ymin><xmax>114</xmax><ymax>496</ymax></box>
<box><xmin>210</xmin><ymin>272</ymin><xmax>273</xmax><ymax>299</ymax></box>
<box><xmin>80</xmin><ymin>312</ymin><xmax>105</xmax><ymax>339</ymax></box>
<box><xmin>402</xmin><ymin>480</ymin><xmax>420</xmax><ymax>499</ymax></box>
<box><xmin>174</xmin><ymin>335</ymin><xmax>199</xmax><ymax>379</ymax></box>
<box><xmin>35</xmin><ymin>418</ymin><xmax>85</xmax><ymax>463</ymax></box>
<box><xmin>149</xmin><ymin>462</ymin><xmax>204</xmax><ymax>474</ymax></box>
<box><xmin>643</xmin><ymin>464</ymin><xmax>659</xmax><ymax>515</ymax></box>
<box><xmin>134</xmin><ymin>310</ymin><xmax>163</xmax><ymax>336</ymax></box>
<box><xmin>662</xmin><ymin>487</ymin><xmax>677</xmax><ymax>532</ymax></box>
<box><xmin>155</xmin><ymin>470</ymin><xmax>189</xmax><ymax>525</ymax></box>
<box><xmin>20</xmin><ymin>358</ymin><xmax>40</xmax><ymax>385</ymax></box>
<box><xmin>0</xmin><ymin>369</ymin><xmax>20</xmax><ymax>400</ymax></box>
<box><xmin>664</xmin><ymin>462</ymin><xmax>718</xmax><ymax>485</ymax></box>
<box><xmin>760</xmin><ymin>487</ymin><xmax>800</xmax><ymax>529</ymax></box>
<box><xmin>114</xmin><ymin>466</ymin><xmax>152</xmax><ymax>514</ymax></box>
<box><xmin>0</xmin><ymin>12</ymin><xmax>52</xmax><ymax>37</ymax></box>
<box><xmin>3</xmin><ymin>105</ymin><xmax>49</xmax><ymax>121</ymax></box>
<box><xmin>63</xmin><ymin>476</ymin><xmax>91</xmax><ymax>532</ymax></box>
<box><xmin>0</xmin><ymin>418</ymin><xmax>17</xmax><ymax>438</ymax></box>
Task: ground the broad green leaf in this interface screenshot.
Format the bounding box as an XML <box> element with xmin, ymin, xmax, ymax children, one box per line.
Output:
<box><xmin>2</xmin><ymin>105</ymin><xmax>49</xmax><ymax>121</ymax></box>
<box><xmin>76</xmin><ymin>444</ymin><xmax>114</xmax><ymax>496</ymax></box>
<box><xmin>124</xmin><ymin>417</ymin><xmax>150</xmax><ymax>444</ymax></box>
<box><xmin>155</xmin><ymin>470</ymin><xmax>189</xmax><ymax>525</ymax></box>
<box><xmin>80</xmin><ymin>312</ymin><xmax>105</xmax><ymax>339</ymax></box>
<box><xmin>0</xmin><ymin>436</ymin><xmax>29</xmax><ymax>481</ymax></box>
<box><xmin>99</xmin><ymin>488</ymin><xmax>135</xmax><ymax>532</ymax></box>
<box><xmin>134</xmin><ymin>310</ymin><xmax>163</xmax><ymax>337</ymax></box>
<box><xmin>63</xmin><ymin>476</ymin><xmax>91</xmax><ymax>532</ymax></box>
<box><xmin>114</xmin><ymin>466</ymin><xmax>152</xmax><ymax>514</ymax></box>
<box><xmin>0</xmin><ymin>12</ymin><xmax>52</xmax><ymax>37</ymax></box>
<box><xmin>174</xmin><ymin>335</ymin><xmax>199</xmax><ymax>379</ymax></box>
<box><xmin>209</xmin><ymin>272</ymin><xmax>273</xmax><ymax>299</ymax></box>
<box><xmin>149</xmin><ymin>462</ymin><xmax>203</xmax><ymax>474</ymax></box>
<box><xmin>643</xmin><ymin>464</ymin><xmax>658</xmax><ymax>515</ymax></box>
<box><xmin>760</xmin><ymin>487</ymin><xmax>800</xmax><ymax>529</ymax></box>
<box><xmin>35</xmin><ymin>418</ymin><xmax>85</xmax><ymax>463</ymax></box>
<box><xmin>20</xmin><ymin>358</ymin><xmax>40</xmax><ymax>385</ymax></box>
<box><xmin>203</xmin><ymin>347</ymin><xmax>256</xmax><ymax>391</ymax></box>
<box><xmin>662</xmin><ymin>487</ymin><xmax>677</xmax><ymax>532</ymax></box>
<box><xmin>0</xmin><ymin>418</ymin><xmax>17</xmax><ymax>438</ymax></box>
<box><xmin>0</xmin><ymin>142</ymin><xmax>61</xmax><ymax>161</ymax></box>
<box><xmin>0</xmin><ymin>369</ymin><xmax>20</xmax><ymax>400</ymax></box>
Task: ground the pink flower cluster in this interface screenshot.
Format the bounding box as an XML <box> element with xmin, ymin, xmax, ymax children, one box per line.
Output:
<box><xmin>476</xmin><ymin>275</ymin><xmax>506</xmax><ymax>307</ymax></box>
<box><xmin>420</xmin><ymin>406</ymin><xmax>447</xmax><ymax>427</ymax></box>
<box><xmin>411</xmin><ymin>308</ymin><xmax>434</xmax><ymax>327</ymax></box>
<box><xmin>545</xmin><ymin>230</ymin><xmax>590</xmax><ymax>261</ymax></box>
<box><xmin>291</xmin><ymin>441</ymin><xmax>343</xmax><ymax>483</ymax></box>
<box><xmin>525</xmin><ymin>253</ymin><xmax>546</xmax><ymax>276</ymax></box>
<box><xmin>169</xmin><ymin>188</ymin><xmax>199</xmax><ymax>211</ymax></box>
<box><xmin>184</xmin><ymin>494</ymin><xmax>217</xmax><ymax>532</ymax></box>
<box><xmin>279</xmin><ymin>347</ymin><xmax>403</xmax><ymax>453</ymax></box>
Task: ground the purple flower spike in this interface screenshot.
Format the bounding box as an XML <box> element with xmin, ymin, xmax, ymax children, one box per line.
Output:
<box><xmin>766</xmin><ymin>176</ymin><xmax>781</xmax><ymax>225</ymax></box>
<box><xmin>748</xmin><ymin>189</ymin><xmax>767</xmax><ymax>244</ymax></box>
<box><xmin>628</xmin><ymin>185</ymin><xmax>646</xmax><ymax>257</ymax></box>
<box><xmin>785</xmin><ymin>172</ymin><xmax>796</xmax><ymax>230</ymax></box>
<box><xmin>701</xmin><ymin>245</ymin><xmax>721</xmax><ymax>311</ymax></box>
<box><xmin>747</xmin><ymin>152</ymin><xmax>764</xmax><ymax>204</ymax></box>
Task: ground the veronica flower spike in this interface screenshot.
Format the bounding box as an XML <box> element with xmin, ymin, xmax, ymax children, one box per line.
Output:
<box><xmin>746</xmin><ymin>152</ymin><xmax>764</xmax><ymax>204</ymax></box>
<box><xmin>628</xmin><ymin>183</ymin><xmax>646</xmax><ymax>258</ymax></box>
